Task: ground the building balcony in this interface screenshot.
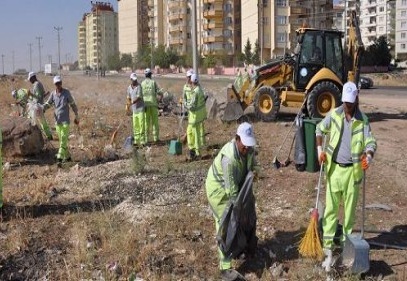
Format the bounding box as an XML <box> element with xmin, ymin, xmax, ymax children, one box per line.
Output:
<box><xmin>169</xmin><ymin>26</ymin><xmax>183</xmax><ymax>33</ymax></box>
<box><xmin>363</xmin><ymin>30</ymin><xmax>376</xmax><ymax>37</ymax></box>
<box><xmin>148</xmin><ymin>0</ymin><xmax>154</xmax><ymax>7</ymax></box>
<box><xmin>203</xmin><ymin>35</ymin><xmax>223</xmax><ymax>43</ymax></box>
<box><xmin>148</xmin><ymin>10</ymin><xmax>154</xmax><ymax>17</ymax></box>
<box><xmin>169</xmin><ymin>37</ymin><xmax>184</xmax><ymax>45</ymax></box>
<box><xmin>290</xmin><ymin>7</ymin><xmax>308</xmax><ymax>15</ymax></box>
<box><xmin>168</xmin><ymin>0</ymin><xmax>187</xmax><ymax>9</ymax></box>
<box><xmin>203</xmin><ymin>0</ymin><xmax>222</xmax><ymax>3</ymax></box>
<box><xmin>203</xmin><ymin>9</ymin><xmax>223</xmax><ymax>18</ymax></box>
<box><xmin>169</xmin><ymin>13</ymin><xmax>184</xmax><ymax>21</ymax></box>
<box><xmin>203</xmin><ymin>21</ymin><xmax>222</xmax><ymax>30</ymax></box>
<box><xmin>361</xmin><ymin>22</ymin><xmax>377</xmax><ymax>27</ymax></box>
<box><xmin>365</xmin><ymin>1</ymin><xmax>377</xmax><ymax>8</ymax></box>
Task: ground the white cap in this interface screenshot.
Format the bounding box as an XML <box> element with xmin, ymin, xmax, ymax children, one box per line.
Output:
<box><xmin>144</xmin><ymin>68</ymin><xmax>152</xmax><ymax>75</ymax></box>
<box><xmin>27</xmin><ymin>72</ymin><xmax>36</xmax><ymax>80</ymax></box>
<box><xmin>130</xmin><ymin>73</ymin><xmax>137</xmax><ymax>81</ymax></box>
<box><xmin>186</xmin><ymin>69</ymin><xmax>194</xmax><ymax>77</ymax></box>
<box><xmin>53</xmin><ymin>75</ymin><xmax>62</xmax><ymax>84</ymax></box>
<box><xmin>237</xmin><ymin>122</ymin><xmax>256</xmax><ymax>147</ymax></box>
<box><xmin>341</xmin><ymin>81</ymin><xmax>358</xmax><ymax>103</ymax></box>
<box><xmin>191</xmin><ymin>73</ymin><xmax>199</xmax><ymax>83</ymax></box>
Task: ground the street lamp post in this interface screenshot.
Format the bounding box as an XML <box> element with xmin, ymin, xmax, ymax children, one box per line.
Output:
<box><xmin>54</xmin><ymin>26</ymin><xmax>63</xmax><ymax>75</ymax></box>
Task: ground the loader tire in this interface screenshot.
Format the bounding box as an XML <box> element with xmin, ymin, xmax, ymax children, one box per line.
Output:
<box><xmin>307</xmin><ymin>81</ymin><xmax>341</xmax><ymax>118</ymax></box>
<box><xmin>254</xmin><ymin>86</ymin><xmax>280</xmax><ymax>122</ymax></box>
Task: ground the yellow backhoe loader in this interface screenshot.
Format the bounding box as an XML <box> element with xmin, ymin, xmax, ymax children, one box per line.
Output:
<box><xmin>223</xmin><ymin>10</ymin><xmax>364</xmax><ymax>122</ymax></box>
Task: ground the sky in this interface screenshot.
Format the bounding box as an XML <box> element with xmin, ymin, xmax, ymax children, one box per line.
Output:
<box><xmin>0</xmin><ymin>0</ymin><xmax>118</xmax><ymax>75</ymax></box>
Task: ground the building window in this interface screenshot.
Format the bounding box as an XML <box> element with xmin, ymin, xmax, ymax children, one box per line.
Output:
<box><xmin>403</xmin><ymin>0</ymin><xmax>407</xmax><ymax>5</ymax></box>
<box><xmin>379</xmin><ymin>26</ymin><xmax>384</xmax><ymax>32</ymax></box>
<box><xmin>263</xmin><ymin>17</ymin><xmax>269</xmax><ymax>25</ymax></box>
<box><xmin>401</xmin><ymin>32</ymin><xmax>406</xmax><ymax>39</ymax></box>
<box><xmin>277</xmin><ymin>32</ymin><xmax>286</xmax><ymax>43</ymax></box>
<box><xmin>401</xmin><ymin>43</ymin><xmax>406</xmax><ymax>49</ymax></box>
<box><xmin>378</xmin><ymin>16</ymin><xmax>384</xmax><ymax>22</ymax></box>
<box><xmin>224</xmin><ymin>30</ymin><xmax>232</xmax><ymax>37</ymax></box>
<box><xmin>379</xmin><ymin>6</ymin><xmax>384</xmax><ymax>12</ymax></box>
<box><xmin>402</xmin><ymin>21</ymin><xmax>407</xmax><ymax>28</ymax></box>
<box><xmin>224</xmin><ymin>17</ymin><xmax>232</xmax><ymax>24</ymax></box>
<box><xmin>276</xmin><ymin>0</ymin><xmax>287</xmax><ymax>7</ymax></box>
<box><xmin>224</xmin><ymin>3</ymin><xmax>232</xmax><ymax>12</ymax></box>
<box><xmin>277</xmin><ymin>16</ymin><xmax>287</xmax><ymax>25</ymax></box>
<box><xmin>402</xmin><ymin>10</ymin><xmax>407</xmax><ymax>17</ymax></box>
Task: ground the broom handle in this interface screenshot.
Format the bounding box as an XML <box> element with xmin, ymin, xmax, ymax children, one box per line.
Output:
<box><xmin>315</xmin><ymin>135</ymin><xmax>327</xmax><ymax>209</ymax></box>
<box><xmin>361</xmin><ymin>170</ymin><xmax>366</xmax><ymax>238</ymax></box>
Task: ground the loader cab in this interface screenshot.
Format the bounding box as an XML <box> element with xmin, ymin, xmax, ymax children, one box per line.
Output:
<box><xmin>295</xmin><ymin>29</ymin><xmax>345</xmax><ymax>90</ymax></box>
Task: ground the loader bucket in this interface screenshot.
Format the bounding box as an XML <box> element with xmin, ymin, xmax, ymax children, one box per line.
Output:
<box><xmin>222</xmin><ymin>84</ymin><xmax>244</xmax><ymax>121</ymax></box>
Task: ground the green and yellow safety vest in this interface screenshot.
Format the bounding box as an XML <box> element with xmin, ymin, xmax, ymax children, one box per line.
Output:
<box><xmin>141</xmin><ymin>78</ymin><xmax>159</xmax><ymax>107</ymax></box>
<box><xmin>317</xmin><ymin>106</ymin><xmax>377</xmax><ymax>185</ymax></box>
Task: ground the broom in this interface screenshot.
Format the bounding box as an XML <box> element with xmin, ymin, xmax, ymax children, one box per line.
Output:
<box><xmin>298</xmin><ymin>137</ymin><xmax>326</xmax><ymax>260</ymax></box>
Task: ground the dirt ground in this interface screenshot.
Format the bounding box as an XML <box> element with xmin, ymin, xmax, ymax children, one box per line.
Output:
<box><xmin>0</xmin><ymin>73</ymin><xmax>407</xmax><ymax>281</ymax></box>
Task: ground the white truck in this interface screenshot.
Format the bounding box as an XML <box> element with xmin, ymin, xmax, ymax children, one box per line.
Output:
<box><xmin>44</xmin><ymin>63</ymin><xmax>59</xmax><ymax>76</ymax></box>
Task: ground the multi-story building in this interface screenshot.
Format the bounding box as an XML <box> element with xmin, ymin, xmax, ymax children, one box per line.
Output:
<box><xmin>117</xmin><ymin>0</ymin><xmax>149</xmax><ymax>56</ymax></box>
<box><xmin>395</xmin><ymin>0</ymin><xmax>407</xmax><ymax>61</ymax></box>
<box><xmin>202</xmin><ymin>0</ymin><xmax>241</xmax><ymax>64</ymax></box>
<box><xmin>78</xmin><ymin>2</ymin><xmax>118</xmax><ymax>70</ymax></box>
<box><xmin>360</xmin><ymin>0</ymin><xmax>395</xmax><ymax>47</ymax></box>
<box><xmin>241</xmin><ymin>0</ymin><xmax>332</xmax><ymax>62</ymax></box>
<box><xmin>167</xmin><ymin>0</ymin><xmax>190</xmax><ymax>54</ymax></box>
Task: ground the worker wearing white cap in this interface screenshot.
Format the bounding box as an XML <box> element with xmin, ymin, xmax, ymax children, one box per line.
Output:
<box><xmin>316</xmin><ymin>81</ymin><xmax>377</xmax><ymax>272</ymax></box>
<box><xmin>27</xmin><ymin>72</ymin><xmax>53</xmax><ymax>140</ymax></box>
<box><xmin>141</xmin><ymin>68</ymin><xmax>162</xmax><ymax>143</ymax></box>
<box><xmin>205</xmin><ymin>122</ymin><xmax>258</xmax><ymax>280</ymax></box>
<box><xmin>44</xmin><ymin>76</ymin><xmax>79</xmax><ymax>163</ymax></box>
<box><xmin>126</xmin><ymin>73</ymin><xmax>146</xmax><ymax>146</ymax></box>
<box><xmin>184</xmin><ymin>73</ymin><xmax>207</xmax><ymax>160</ymax></box>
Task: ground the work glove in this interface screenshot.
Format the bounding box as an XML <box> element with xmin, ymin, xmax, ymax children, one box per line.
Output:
<box><xmin>361</xmin><ymin>153</ymin><xmax>373</xmax><ymax>170</ymax></box>
<box><xmin>74</xmin><ymin>115</ymin><xmax>80</xmax><ymax>125</ymax></box>
<box><xmin>317</xmin><ymin>145</ymin><xmax>327</xmax><ymax>164</ymax></box>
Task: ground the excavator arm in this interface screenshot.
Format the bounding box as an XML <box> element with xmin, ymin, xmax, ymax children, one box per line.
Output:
<box><xmin>346</xmin><ymin>10</ymin><xmax>364</xmax><ymax>85</ymax></box>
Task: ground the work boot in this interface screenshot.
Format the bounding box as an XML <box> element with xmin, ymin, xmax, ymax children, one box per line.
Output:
<box><xmin>188</xmin><ymin>149</ymin><xmax>196</xmax><ymax>161</ymax></box>
<box><xmin>220</xmin><ymin>269</ymin><xmax>246</xmax><ymax>281</ymax></box>
<box><xmin>321</xmin><ymin>248</ymin><xmax>333</xmax><ymax>272</ymax></box>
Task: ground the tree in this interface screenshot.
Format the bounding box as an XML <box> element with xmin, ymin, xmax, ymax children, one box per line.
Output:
<box><xmin>202</xmin><ymin>53</ymin><xmax>216</xmax><ymax>69</ymax></box>
<box><xmin>120</xmin><ymin>53</ymin><xmax>133</xmax><ymax>69</ymax></box>
<box><xmin>362</xmin><ymin>36</ymin><xmax>392</xmax><ymax>67</ymax></box>
<box><xmin>252</xmin><ymin>39</ymin><xmax>261</xmax><ymax>66</ymax></box>
<box><xmin>107</xmin><ymin>52</ymin><xmax>121</xmax><ymax>71</ymax></box>
<box><xmin>243</xmin><ymin>38</ymin><xmax>252</xmax><ymax>65</ymax></box>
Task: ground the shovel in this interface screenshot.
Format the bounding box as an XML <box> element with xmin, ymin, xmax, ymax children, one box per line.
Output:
<box><xmin>280</xmin><ymin>134</ymin><xmax>296</xmax><ymax>167</ymax></box>
<box><xmin>272</xmin><ymin>120</ymin><xmax>296</xmax><ymax>169</ymax></box>
<box><xmin>342</xmin><ymin>171</ymin><xmax>370</xmax><ymax>274</ymax></box>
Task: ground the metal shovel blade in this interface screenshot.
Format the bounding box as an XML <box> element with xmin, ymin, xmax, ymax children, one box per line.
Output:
<box><xmin>342</xmin><ymin>234</ymin><xmax>370</xmax><ymax>274</ymax></box>
<box><xmin>272</xmin><ymin>157</ymin><xmax>281</xmax><ymax>169</ymax></box>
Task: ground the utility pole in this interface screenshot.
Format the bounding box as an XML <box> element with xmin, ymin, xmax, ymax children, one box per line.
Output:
<box><xmin>1</xmin><ymin>54</ymin><xmax>4</xmax><ymax>75</ymax></box>
<box><xmin>28</xmin><ymin>43</ymin><xmax>33</xmax><ymax>71</ymax></box>
<box><xmin>54</xmin><ymin>26</ymin><xmax>63</xmax><ymax>75</ymax></box>
<box><xmin>36</xmin><ymin>36</ymin><xmax>43</xmax><ymax>72</ymax></box>
<box><xmin>12</xmin><ymin>51</ymin><xmax>15</xmax><ymax>74</ymax></box>
<box><xmin>259</xmin><ymin>1</ymin><xmax>263</xmax><ymax>63</ymax></box>
<box><xmin>191</xmin><ymin>0</ymin><xmax>198</xmax><ymax>75</ymax></box>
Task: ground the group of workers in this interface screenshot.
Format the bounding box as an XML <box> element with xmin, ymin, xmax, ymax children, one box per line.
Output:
<box><xmin>126</xmin><ymin>68</ymin><xmax>207</xmax><ymax>160</ymax></box>
<box><xmin>205</xmin><ymin>81</ymin><xmax>376</xmax><ymax>280</ymax></box>
<box><xmin>3</xmin><ymin>71</ymin><xmax>377</xmax><ymax>280</ymax></box>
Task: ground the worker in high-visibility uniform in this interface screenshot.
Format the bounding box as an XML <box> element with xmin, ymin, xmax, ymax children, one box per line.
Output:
<box><xmin>44</xmin><ymin>76</ymin><xmax>79</xmax><ymax>163</ymax></box>
<box><xmin>205</xmin><ymin>122</ymin><xmax>257</xmax><ymax>281</ymax></box>
<box><xmin>126</xmin><ymin>73</ymin><xmax>145</xmax><ymax>147</ymax></box>
<box><xmin>11</xmin><ymin>88</ymin><xmax>30</xmax><ymax>116</ymax></box>
<box><xmin>316</xmin><ymin>81</ymin><xmax>377</xmax><ymax>272</ymax></box>
<box><xmin>0</xmin><ymin>126</ymin><xmax>3</xmax><ymax>210</ymax></box>
<box><xmin>28</xmin><ymin>72</ymin><xmax>53</xmax><ymax>140</ymax></box>
<box><xmin>141</xmin><ymin>68</ymin><xmax>161</xmax><ymax>144</ymax></box>
<box><xmin>184</xmin><ymin>74</ymin><xmax>207</xmax><ymax>160</ymax></box>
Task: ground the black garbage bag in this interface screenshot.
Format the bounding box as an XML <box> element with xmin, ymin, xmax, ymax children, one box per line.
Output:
<box><xmin>217</xmin><ymin>171</ymin><xmax>257</xmax><ymax>259</ymax></box>
<box><xmin>294</xmin><ymin>115</ymin><xmax>306</xmax><ymax>172</ymax></box>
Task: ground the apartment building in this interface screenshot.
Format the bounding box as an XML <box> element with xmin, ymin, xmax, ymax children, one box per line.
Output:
<box><xmin>167</xmin><ymin>0</ymin><xmax>190</xmax><ymax>54</ymax></box>
<box><xmin>117</xmin><ymin>0</ymin><xmax>149</xmax><ymax>55</ymax></box>
<box><xmin>241</xmin><ymin>0</ymin><xmax>332</xmax><ymax>62</ymax></box>
<box><xmin>360</xmin><ymin>0</ymin><xmax>395</xmax><ymax>47</ymax></box>
<box><xmin>78</xmin><ymin>2</ymin><xmax>118</xmax><ymax>70</ymax></box>
<box><xmin>395</xmin><ymin>0</ymin><xmax>407</xmax><ymax>61</ymax></box>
